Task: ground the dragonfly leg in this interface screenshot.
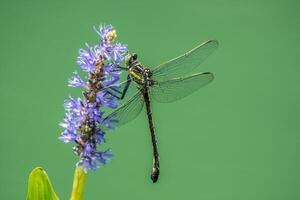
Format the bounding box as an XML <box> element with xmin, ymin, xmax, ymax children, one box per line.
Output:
<box><xmin>109</xmin><ymin>65</ymin><xmax>128</xmax><ymax>72</ymax></box>
<box><xmin>120</xmin><ymin>74</ymin><xmax>132</xmax><ymax>99</ymax></box>
<box><xmin>106</xmin><ymin>74</ymin><xmax>132</xmax><ymax>100</ymax></box>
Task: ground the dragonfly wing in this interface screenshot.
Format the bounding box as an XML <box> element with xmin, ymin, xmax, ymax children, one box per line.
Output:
<box><xmin>101</xmin><ymin>89</ymin><xmax>144</xmax><ymax>129</ymax></box>
<box><xmin>152</xmin><ymin>40</ymin><xmax>218</xmax><ymax>81</ymax></box>
<box><xmin>151</xmin><ymin>72</ymin><xmax>214</xmax><ymax>103</ymax></box>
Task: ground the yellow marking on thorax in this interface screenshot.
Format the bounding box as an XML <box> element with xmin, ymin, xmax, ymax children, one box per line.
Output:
<box><xmin>130</xmin><ymin>71</ymin><xmax>142</xmax><ymax>80</ymax></box>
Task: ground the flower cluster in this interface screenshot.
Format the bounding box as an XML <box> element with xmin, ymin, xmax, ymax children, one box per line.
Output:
<box><xmin>59</xmin><ymin>25</ymin><xmax>128</xmax><ymax>172</ymax></box>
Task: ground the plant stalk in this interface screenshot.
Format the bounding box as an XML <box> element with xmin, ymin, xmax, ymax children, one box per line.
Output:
<box><xmin>70</xmin><ymin>167</ymin><xmax>86</xmax><ymax>200</ymax></box>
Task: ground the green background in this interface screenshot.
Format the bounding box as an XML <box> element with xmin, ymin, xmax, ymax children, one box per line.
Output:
<box><xmin>0</xmin><ymin>0</ymin><xmax>298</xmax><ymax>199</ymax></box>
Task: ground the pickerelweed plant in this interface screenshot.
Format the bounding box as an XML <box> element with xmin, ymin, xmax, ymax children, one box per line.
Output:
<box><xmin>26</xmin><ymin>25</ymin><xmax>128</xmax><ymax>200</ymax></box>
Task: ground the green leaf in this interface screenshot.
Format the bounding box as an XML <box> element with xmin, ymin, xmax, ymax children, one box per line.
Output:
<box><xmin>26</xmin><ymin>167</ymin><xmax>59</xmax><ymax>200</ymax></box>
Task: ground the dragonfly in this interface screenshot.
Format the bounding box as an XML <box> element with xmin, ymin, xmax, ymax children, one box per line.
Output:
<box><xmin>102</xmin><ymin>40</ymin><xmax>219</xmax><ymax>183</ymax></box>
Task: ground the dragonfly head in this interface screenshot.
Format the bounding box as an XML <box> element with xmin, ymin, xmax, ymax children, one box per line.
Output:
<box><xmin>125</xmin><ymin>53</ymin><xmax>138</xmax><ymax>68</ymax></box>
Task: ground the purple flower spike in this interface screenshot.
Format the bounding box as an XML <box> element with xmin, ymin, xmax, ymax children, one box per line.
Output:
<box><xmin>59</xmin><ymin>25</ymin><xmax>128</xmax><ymax>173</ymax></box>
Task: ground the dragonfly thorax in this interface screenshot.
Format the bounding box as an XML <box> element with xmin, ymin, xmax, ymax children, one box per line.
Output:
<box><xmin>126</xmin><ymin>53</ymin><xmax>154</xmax><ymax>86</ymax></box>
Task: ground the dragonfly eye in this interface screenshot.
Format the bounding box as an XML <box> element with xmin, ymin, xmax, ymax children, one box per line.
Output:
<box><xmin>132</xmin><ymin>53</ymin><xmax>138</xmax><ymax>60</ymax></box>
<box><xmin>125</xmin><ymin>53</ymin><xmax>138</xmax><ymax>66</ymax></box>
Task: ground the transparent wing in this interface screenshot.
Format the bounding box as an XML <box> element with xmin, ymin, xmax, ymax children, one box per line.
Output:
<box><xmin>152</xmin><ymin>40</ymin><xmax>218</xmax><ymax>81</ymax></box>
<box><xmin>102</xmin><ymin>89</ymin><xmax>144</xmax><ymax>128</ymax></box>
<box><xmin>151</xmin><ymin>72</ymin><xmax>214</xmax><ymax>103</ymax></box>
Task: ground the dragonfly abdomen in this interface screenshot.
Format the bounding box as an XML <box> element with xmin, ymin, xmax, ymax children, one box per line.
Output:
<box><xmin>143</xmin><ymin>88</ymin><xmax>160</xmax><ymax>183</ymax></box>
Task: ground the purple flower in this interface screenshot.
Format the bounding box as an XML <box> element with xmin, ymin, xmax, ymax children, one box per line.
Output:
<box><xmin>95</xmin><ymin>41</ymin><xmax>110</xmax><ymax>59</ymax></box>
<box><xmin>111</xmin><ymin>43</ymin><xmax>128</xmax><ymax>62</ymax></box>
<box><xmin>68</xmin><ymin>71</ymin><xmax>86</xmax><ymax>87</ymax></box>
<box><xmin>94</xmin><ymin>25</ymin><xmax>114</xmax><ymax>40</ymax></box>
<box><xmin>59</xmin><ymin>25</ymin><xmax>128</xmax><ymax>172</ymax></box>
<box><xmin>59</xmin><ymin>129</ymin><xmax>77</xmax><ymax>143</ymax></box>
<box><xmin>64</xmin><ymin>96</ymin><xmax>81</xmax><ymax>111</ymax></box>
<box><xmin>60</xmin><ymin>112</ymin><xmax>81</xmax><ymax>131</ymax></box>
<box><xmin>77</xmin><ymin>44</ymin><xmax>97</xmax><ymax>72</ymax></box>
<box><xmin>81</xmin><ymin>142</ymin><xmax>96</xmax><ymax>157</ymax></box>
<box><xmin>77</xmin><ymin>149</ymin><xmax>112</xmax><ymax>173</ymax></box>
<box><xmin>94</xmin><ymin>149</ymin><xmax>113</xmax><ymax>165</ymax></box>
<box><xmin>92</xmin><ymin>129</ymin><xmax>106</xmax><ymax>143</ymax></box>
<box><xmin>84</xmin><ymin>102</ymin><xmax>104</xmax><ymax>124</ymax></box>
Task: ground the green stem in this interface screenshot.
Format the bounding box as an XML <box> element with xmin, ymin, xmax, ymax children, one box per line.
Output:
<box><xmin>70</xmin><ymin>167</ymin><xmax>87</xmax><ymax>200</ymax></box>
